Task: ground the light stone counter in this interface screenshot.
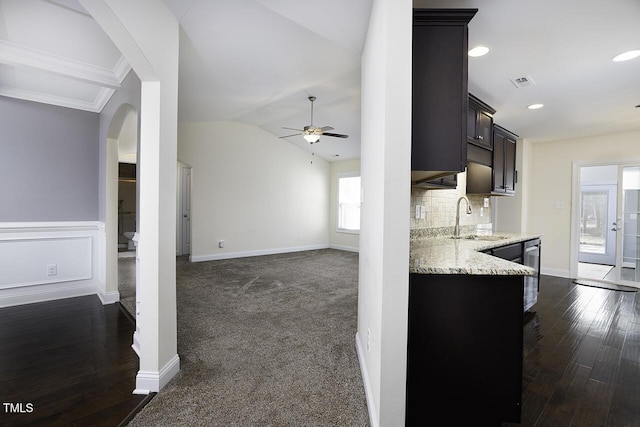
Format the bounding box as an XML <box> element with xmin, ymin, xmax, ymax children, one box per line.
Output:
<box><xmin>410</xmin><ymin>232</ymin><xmax>542</xmax><ymax>275</ymax></box>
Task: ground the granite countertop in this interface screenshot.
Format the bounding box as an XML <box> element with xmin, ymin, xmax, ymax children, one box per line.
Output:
<box><xmin>410</xmin><ymin>232</ymin><xmax>542</xmax><ymax>275</ymax></box>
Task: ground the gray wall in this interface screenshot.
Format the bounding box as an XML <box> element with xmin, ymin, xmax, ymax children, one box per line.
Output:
<box><xmin>0</xmin><ymin>97</ymin><xmax>99</xmax><ymax>221</ymax></box>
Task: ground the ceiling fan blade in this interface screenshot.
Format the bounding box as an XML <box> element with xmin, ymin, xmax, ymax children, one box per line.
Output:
<box><xmin>319</xmin><ymin>126</ymin><xmax>334</xmax><ymax>131</ymax></box>
<box><xmin>280</xmin><ymin>133</ymin><xmax>302</xmax><ymax>139</ymax></box>
<box><xmin>282</xmin><ymin>127</ymin><xmax>303</xmax><ymax>132</ymax></box>
<box><xmin>322</xmin><ymin>132</ymin><xmax>349</xmax><ymax>138</ymax></box>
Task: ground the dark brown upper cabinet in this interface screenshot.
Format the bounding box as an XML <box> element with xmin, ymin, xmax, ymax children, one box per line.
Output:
<box><xmin>411</xmin><ymin>8</ymin><xmax>477</xmax><ymax>185</ymax></box>
<box><xmin>492</xmin><ymin>125</ymin><xmax>518</xmax><ymax>195</ymax></box>
<box><xmin>467</xmin><ymin>94</ymin><xmax>496</xmax><ymax>150</ymax></box>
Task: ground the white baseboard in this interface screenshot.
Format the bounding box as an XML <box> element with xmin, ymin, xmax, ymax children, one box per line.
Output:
<box><xmin>190</xmin><ymin>244</ymin><xmax>330</xmax><ymax>262</ymax></box>
<box><xmin>132</xmin><ymin>331</ymin><xmax>141</xmax><ymax>357</ymax></box>
<box><xmin>134</xmin><ymin>354</ymin><xmax>181</xmax><ymax>394</ymax></box>
<box><xmin>329</xmin><ymin>244</ymin><xmax>359</xmax><ymax>253</ymax></box>
<box><xmin>96</xmin><ymin>288</ymin><xmax>120</xmax><ymax>305</ymax></box>
<box><xmin>0</xmin><ymin>280</ymin><xmax>97</xmax><ymax>308</ymax></box>
<box><xmin>355</xmin><ymin>332</ymin><xmax>378</xmax><ymax>427</ymax></box>
<box><xmin>541</xmin><ymin>267</ymin><xmax>571</xmax><ymax>278</ymax></box>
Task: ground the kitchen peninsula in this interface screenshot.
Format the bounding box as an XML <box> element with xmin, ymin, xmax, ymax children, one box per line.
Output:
<box><xmin>406</xmin><ymin>230</ymin><xmax>542</xmax><ymax>426</ymax></box>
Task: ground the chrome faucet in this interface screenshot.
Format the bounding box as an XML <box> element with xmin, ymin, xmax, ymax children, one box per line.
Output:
<box><xmin>454</xmin><ymin>196</ymin><xmax>472</xmax><ymax>237</ymax></box>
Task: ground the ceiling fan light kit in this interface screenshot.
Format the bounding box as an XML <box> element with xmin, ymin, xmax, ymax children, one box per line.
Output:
<box><xmin>303</xmin><ymin>134</ymin><xmax>320</xmax><ymax>143</ymax></box>
<box><xmin>280</xmin><ymin>96</ymin><xmax>348</xmax><ymax>144</ymax></box>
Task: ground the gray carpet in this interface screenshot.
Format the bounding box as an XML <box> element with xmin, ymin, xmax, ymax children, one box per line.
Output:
<box><xmin>119</xmin><ymin>249</ymin><xmax>369</xmax><ymax>426</ymax></box>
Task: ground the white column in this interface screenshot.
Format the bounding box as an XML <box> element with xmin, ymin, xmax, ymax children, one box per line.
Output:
<box><xmin>357</xmin><ymin>0</ymin><xmax>412</xmax><ymax>426</ymax></box>
<box><xmin>81</xmin><ymin>0</ymin><xmax>180</xmax><ymax>393</ymax></box>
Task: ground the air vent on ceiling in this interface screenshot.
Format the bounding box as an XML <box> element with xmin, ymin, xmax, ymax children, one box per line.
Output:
<box><xmin>509</xmin><ymin>75</ymin><xmax>536</xmax><ymax>88</ymax></box>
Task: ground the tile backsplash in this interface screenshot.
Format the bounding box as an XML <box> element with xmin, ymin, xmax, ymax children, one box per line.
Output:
<box><xmin>410</xmin><ymin>171</ymin><xmax>492</xmax><ymax>230</ymax></box>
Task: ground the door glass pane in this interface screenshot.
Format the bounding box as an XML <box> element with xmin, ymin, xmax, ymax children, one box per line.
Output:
<box><xmin>580</xmin><ymin>190</ymin><xmax>608</xmax><ymax>254</ymax></box>
<box><xmin>622</xmin><ymin>167</ymin><xmax>640</xmax><ymax>282</ymax></box>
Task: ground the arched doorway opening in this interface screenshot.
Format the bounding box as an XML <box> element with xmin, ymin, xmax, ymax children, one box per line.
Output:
<box><xmin>105</xmin><ymin>103</ymin><xmax>140</xmax><ymax>351</ymax></box>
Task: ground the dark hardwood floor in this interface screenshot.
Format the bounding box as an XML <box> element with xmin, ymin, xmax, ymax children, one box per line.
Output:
<box><xmin>505</xmin><ymin>275</ymin><xmax>640</xmax><ymax>427</ymax></box>
<box><xmin>3</xmin><ymin>275</ymin><xmax>640</xmax><ymax>426</ymax></box>
<box><xmin>0</xmin><ymin>295</ymin><xmax>151</xmax><ymax>426</ymax></box>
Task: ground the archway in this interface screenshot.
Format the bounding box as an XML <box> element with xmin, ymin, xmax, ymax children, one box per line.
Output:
<box><xmin>105</xmin><ymin>103</ymin><xmax>140</xmax><ymax>353</ymax></box>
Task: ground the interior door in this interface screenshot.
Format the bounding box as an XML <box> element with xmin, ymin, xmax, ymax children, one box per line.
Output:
<box><xmin>181</xmin><ymin>166</ymin><xmax>192</xmax><ymax>255</ymax></box>
<box><xmin>579</xmin><ymin>184</ymin><xmax>617</xmax><ymax>265</ymax></box>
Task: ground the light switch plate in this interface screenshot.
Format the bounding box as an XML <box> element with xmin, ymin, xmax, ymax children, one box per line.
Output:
<box><xmin>420</xmin><ymin>206</ymin><xmax>426</xmax><ymax>219</ymax></box>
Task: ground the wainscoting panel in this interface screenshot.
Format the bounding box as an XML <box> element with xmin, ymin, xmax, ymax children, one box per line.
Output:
<box><xmin>0</xmin><ymin>222</ymin><xmax>104</xmax><ymax>307</ymax></box>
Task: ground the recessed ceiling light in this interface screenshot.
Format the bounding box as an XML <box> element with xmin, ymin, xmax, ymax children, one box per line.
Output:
<box><xmin>468</xmin><ymin>46</ymin><xmax>490</xmax><ymax>57</ymax></box>
<box><xmin>612</xmin><ymin>50</ymin><xmax>640</xmax><ymax>62</ymax></box>
<box><xmin>527</xmin><ymin>103</ymin><xmax>544</xmax><ymax>110</ymax></box>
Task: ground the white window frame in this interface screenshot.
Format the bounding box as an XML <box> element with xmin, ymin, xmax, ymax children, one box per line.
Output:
<box><xmin>337</xmin><ymin>172</ymin><xmax>361</xmax><ymax>234</ymax></box>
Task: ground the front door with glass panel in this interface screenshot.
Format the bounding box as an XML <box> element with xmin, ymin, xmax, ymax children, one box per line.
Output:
<box><xmin>616</xmin><ymin>166</ymin><xmax>640</xmax><ymax>283</ymax></box>
<box><xmin>579</xmin><ymin>184</ymin><xmax>617</xmax><ymax>265</ymax></box>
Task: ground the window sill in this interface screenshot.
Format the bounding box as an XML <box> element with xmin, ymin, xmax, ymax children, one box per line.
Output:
<box><xmin>337</xmin><ymin>229</ymin><xmax>360</xmax><ymax>235</ymax></box>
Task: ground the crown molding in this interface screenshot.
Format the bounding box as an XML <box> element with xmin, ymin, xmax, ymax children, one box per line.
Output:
<box><xmin>112</xmin><ymin>54</ymin><xmax>132</xmax><ymax>82</ymax></box>
<box><xmin>0</xmin><ymin>40</ymin><xmax>121</xmax><ymax>89</ymax></box>
<box><xmin>0</xmin><ymin>85</ymin><xmax>106</xmax><ymax>113</ymax></box>
<box><xmin>0</xmin><ymin>39</ymin><xmax>131</xmax><ymax>112</ymax></box>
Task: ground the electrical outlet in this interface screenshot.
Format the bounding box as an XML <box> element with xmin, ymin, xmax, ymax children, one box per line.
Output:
<box><xmin>47</xmin><ymin>264</ymin><xmax>57</xmax><ymax>276</ymax></box>
<box><xmin>218</xmin><ymin>240</ymin><xmax>225</xmax><ymax>248</ymax></box>
<box><xmin>484</xmin><ymin>198</ymin><xmax>489</xmax><ymax>208</ymax></box>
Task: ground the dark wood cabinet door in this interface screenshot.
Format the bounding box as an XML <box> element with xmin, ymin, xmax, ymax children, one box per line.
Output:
<box><xmin>504</xmin><ymin>136</ymin><xmax>517</xmax><ymax>194</ymax></box>
<box><xmin>467</xmin><ymin>94</ymin><xmax>495</xmax><ymax>150</ymax></box>
<box><xmin>477</xmin><ymin>110</ymin><xmax>493</xmax><ymax>149</ymax></box>
<box><xmin>467</xmin><ymin>106</ymin><xmax>477</xmax><ymax>144</ymax></box>
<box><xmin>492</xmin><ymin>125</ymin><xmax>518</xmax><ymax>195</ymax></box>
<box><xmin>407</xmin><ymin>273</ymin><xmax>524</xmax><ymax>424</ymax></box>
<box><xmin>411</xmin><ymin>9</ymin><xmax>476</xmax><ymax>175</ymax></box>
<box><xmin>492</xmin><ymin>131</ymin><xmax>506</xmax><ymax>192</ymax></box>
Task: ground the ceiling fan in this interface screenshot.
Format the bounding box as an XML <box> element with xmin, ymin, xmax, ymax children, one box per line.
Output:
<box><xmin>280</xmin><ymin>96</ymin><xmax>349</xmax><ymax>144</ymax></box>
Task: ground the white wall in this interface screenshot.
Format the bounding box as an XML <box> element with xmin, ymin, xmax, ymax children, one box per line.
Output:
<box><xmin>178</xmin><ymin>121</ymin><xmax>330</xmax><ymax>261</ymax></box>
<box><xmin>329</xmin><ymin>159</ymin><xmax>361</xmax><ymax>252</ymax></box>
<box><xmin>357</xmin><ymin>0</ymin><xmax>412</xmax><ymax>426</ymax></box>
<box><xmin>520</xmin><ymin>130</ymin><xmax>640</xmax><ymax>277</ymax></box>
<box><xmin>494</xmin><ymin>138</ymin><xmax>526</xmax><ymax>233</ymax></box>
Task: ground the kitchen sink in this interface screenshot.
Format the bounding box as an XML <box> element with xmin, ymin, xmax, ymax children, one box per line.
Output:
<box><xmin>450</xmin><ymin>234</ymin><xmax>510</xmax><ymax>241</ymax></box>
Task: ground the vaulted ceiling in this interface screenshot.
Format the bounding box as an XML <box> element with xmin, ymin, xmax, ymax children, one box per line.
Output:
<box><xmin>1</xmin><ymin>0</ymin><xmax>639</xmax><ymax>162</ymax></box>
